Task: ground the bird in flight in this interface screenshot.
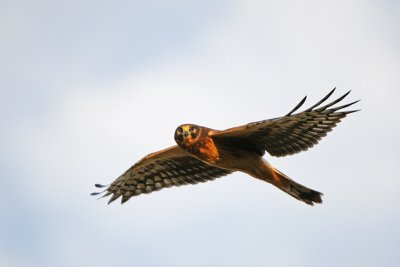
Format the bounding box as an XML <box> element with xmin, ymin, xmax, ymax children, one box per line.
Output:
<box><xmin>92</xmin><ymin>89</ymin><xmax>359</xmax><ymax>205</ymax></box>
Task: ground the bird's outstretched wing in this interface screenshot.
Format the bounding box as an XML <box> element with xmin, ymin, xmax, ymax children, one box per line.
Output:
<box><xmin>212</xmin><ymin>88</ymin><xmax>360</xmax><ymax>157</ymax></box>
<box><xmin>92</xmin><ymin>146</ymin><xmax>232</xmax><ymax>204</ymax></box>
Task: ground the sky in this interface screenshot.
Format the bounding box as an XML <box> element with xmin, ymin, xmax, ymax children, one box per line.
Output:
<box><xmin>1</xmin><ymin>0</ymin><xmax>399</xmax><ymax>266</ymax></box>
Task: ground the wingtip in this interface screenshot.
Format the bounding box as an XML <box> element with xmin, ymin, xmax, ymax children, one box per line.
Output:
<box><xmin>286</xmin><ymin>95</ymin><xmax>307</xmax><ymax>116</ymax></box>
<box><xmin>121</xmin><ymin>196</ymin><xmax>130</xmax><ymax>204</ymax></box>
<box><xmin>345</xmin><ymin>109</ymin><xmax>361</xmax><ymax>114</ymax></box>
<box><xmin>107</xmin><ymin>195</ymin><xmax>120</xmax><ymax>205</ymax></box>
<box><xmin>343</xmin><ymin>90</ymin><xmax>351</xmax><ymax>98</ymax></box>
<box><xmin>301</xmin><ymin>95</ymin><xmax>307</xmax><ymax>104</ymax></box>
<box><xmin>304</xmin><ymin>88</ymin><xmax>336</xmax><ymax>112</ymax></box>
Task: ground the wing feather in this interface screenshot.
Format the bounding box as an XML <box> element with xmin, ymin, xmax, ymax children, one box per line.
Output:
<box><xmin>212</xmin><ymin>89</ymin><xmax>359</xmax><ymax>157</ymax></box>
<box><xmin>92</xmin><ymin>146</ymin><xmax>232</xmax><ymax>204</ymax></box>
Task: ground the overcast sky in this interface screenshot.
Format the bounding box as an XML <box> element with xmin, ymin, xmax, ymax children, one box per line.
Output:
<box><xmin>1</xmin><ymin>0</ymin><xmax>399</xmax><ymax>266</ymax></box>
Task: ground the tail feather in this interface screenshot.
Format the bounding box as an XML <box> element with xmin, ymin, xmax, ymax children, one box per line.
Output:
<box><xmin>267</xmin><ymin>166</ymin><xmax>323</xmax><ymax>205</ymax></box>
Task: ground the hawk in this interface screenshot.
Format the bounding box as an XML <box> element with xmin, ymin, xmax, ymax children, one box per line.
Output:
<box><xmin>92</xmin><ymin>89</ymin><xmax>359</xmax><ymax>205</ymax></box>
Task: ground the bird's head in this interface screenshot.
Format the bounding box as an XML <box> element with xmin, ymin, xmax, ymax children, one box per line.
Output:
<box><xmin>174</xmin><ymin>124</ymin><xmax>201</xmax><ymax>147</ymax></box>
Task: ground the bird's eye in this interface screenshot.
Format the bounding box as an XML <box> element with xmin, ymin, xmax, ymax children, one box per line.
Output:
<box><xmin>176</xmin><ymin>134</ymin><xmax>184</xmax><ymax>142</ymax></box>
<box><xmin>177</xmin><ymin>127</ymin><xmax>183</xmax><ymax>134</ymax></box>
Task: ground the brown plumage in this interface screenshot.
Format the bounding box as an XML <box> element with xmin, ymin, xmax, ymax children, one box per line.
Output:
<box><xmin>92</xmin><ymin>88</ymin><xmax>359</xmax><ymax>205</ymax></box>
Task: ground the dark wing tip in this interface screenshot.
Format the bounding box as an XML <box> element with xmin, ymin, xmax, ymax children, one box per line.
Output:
<box><xmin>304</xmin><ymin>88</ymin><xmax>337</xmax><ymax>112</ymax></box>
<box><xmin>121</xmin><ymin>195</ymin><xmax>131</xmax><ymax>204</ymax></box>
<box><xmin>91</xmin><ymin>184</ymin><xmax>108</xmax><ymax>197</ymax></box>
<box><xmin>107</xmin><ymin>194</ymin><xmax>120</xmax><ymax>205</ymax></box>
<box><xmin>326</xmin><ymin>87</ymin><xmax>337</xmax><ymax>96</ymax></box>
<box><xmin>315</xmin><ymin>90</ymin><xmax>353</xmax><ymax>112</ymax></box>
<box><xmin>95</xmin><ymin>183</ymin><xmax>108</xmax><ymax>188</ymax></box>
<box><xmin>286</xmin><ymin>95</ymin><xmax>307</xmax><ymax>116</ymax></box>
<box><xmin>330</xmin><ymin>99</ymin><xmax>360</xmax><ymax>112</ymax></box>
<box><xmin>345</xmin><ymin>109</ymin><xmax>361</xmax><ymax>114</ymax></box>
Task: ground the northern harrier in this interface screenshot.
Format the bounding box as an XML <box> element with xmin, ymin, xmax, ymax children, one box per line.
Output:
<box><xmin>92</xmin><ymin>89</ymin><xmax>359</xmax><ymax>205</ymax></box>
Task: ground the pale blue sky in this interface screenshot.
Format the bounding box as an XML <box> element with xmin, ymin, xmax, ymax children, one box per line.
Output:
<box><xmin>1</xmin><ymin>1</ymin><xmax>399</xmax><ymax>266</ymax></box>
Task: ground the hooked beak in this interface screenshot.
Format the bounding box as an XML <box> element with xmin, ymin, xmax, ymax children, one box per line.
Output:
<box><xmin>182</xmin><ymin>125</ymin><xmax>190</xmax><ymax>138</ymax></box>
